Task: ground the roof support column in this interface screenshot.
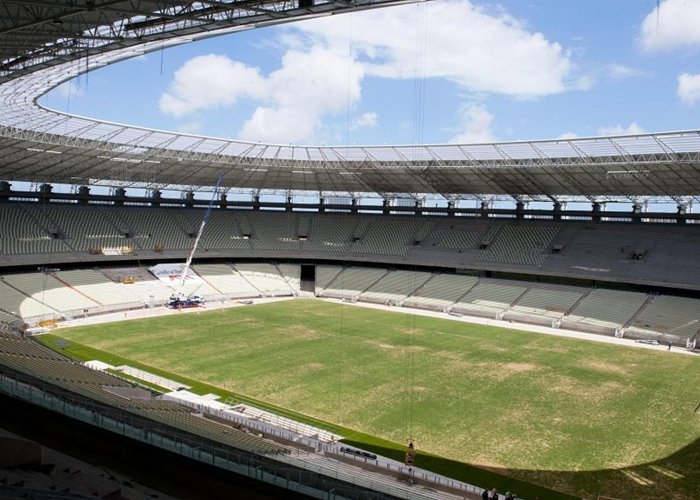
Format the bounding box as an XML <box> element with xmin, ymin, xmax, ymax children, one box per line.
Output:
<box><xmin>592</xmin><ymin>202</ymin><xmax>602</xmax><ymax>223</ymax></box>
<box><xmin>553</xmin><ymin>201</ymin><xmax>562</xmax><ymax>221</ymax></box>
<box><xmin>78</xmin><ymin>186</ymin><xmax>90</xmax><ymax>205</ymax></box>
<box><xmin>0</xmin><ymin>181</ymin><xmax>11</xmax><ymax>203</ymax></box>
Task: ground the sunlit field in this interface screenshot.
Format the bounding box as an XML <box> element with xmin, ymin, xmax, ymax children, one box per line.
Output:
<box><xmin>44</xmin><ymin>299</ymin><xmax>700</xmax><ymax>499</ymax></box>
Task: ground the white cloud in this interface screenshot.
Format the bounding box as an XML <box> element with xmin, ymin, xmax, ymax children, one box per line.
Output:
<box><xmin>159</xmin><ymin>0</ymin><xmax>576</xmax><ymax>143</ymax></box>
<box><xmin>606</xmin><ymin>64</ymin><xmax>643</xmax><ymax>80</ymax></box>
<box><xmin>298</xmin><ymin>0</ymin><xmax>573</xmax><ymax>98</ymax></box>
<box><xmin>677</xmin><ymin>72</ymin><xmax>700</xmax><ymax>105</ymax></box>
<box><xmin>159</xmin><ymin>54</ymin><xmax>266</xmax><ymax>117</ymax></box>
<box><xmin>351</xmin><ymin>112</ymin><xmax>378</xmax><ymax>130</ymax></box>
<box><xmin>640</xmin><ymin>0</ymin><xmax>700</xmax><ymax>52</ymax></box>
<box><xmin>239</xmin><ymin>45</ymin><xmax>364</xmax><ymax>143</ymax></box>
<box><xmin>598</xmin><ymin>122</ymin><xmax>645</xmax><ymax>136</ymax></box>
<box><xmin>449</xmin><ymin>104</ymin><xmax>495</xmax><ymax>144</ymax></box>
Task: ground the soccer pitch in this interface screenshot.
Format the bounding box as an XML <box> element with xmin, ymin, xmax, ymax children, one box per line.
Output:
<box><xmin>45</xmin><ymin>299</ymin><xmax>700</xmax><ymax>499</ymax></box>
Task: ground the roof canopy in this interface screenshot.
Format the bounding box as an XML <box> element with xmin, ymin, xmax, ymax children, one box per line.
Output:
<box><xmin>1</xmin><ymin>0</ymin><xmax>699</xmax><ymax>203</ymax></box>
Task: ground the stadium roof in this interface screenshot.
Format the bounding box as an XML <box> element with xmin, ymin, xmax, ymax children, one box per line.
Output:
<box><xmin>1</xmin><ymin>0</ymin><xmax>700</xmax><ymax>203</ymax></box>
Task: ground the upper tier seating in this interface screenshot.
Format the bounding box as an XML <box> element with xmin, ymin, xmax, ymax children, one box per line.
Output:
<box><xmin>2</xmin><ymin>203</ymin><xmax>700</xmax><ymax>290</ymax></box>
<box><xmin>476</xmin><ymin>224</ymin><xmax>559</xmax><ymax>266</ymax></box>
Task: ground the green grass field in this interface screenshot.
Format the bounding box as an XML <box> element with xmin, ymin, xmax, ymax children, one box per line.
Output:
<box><xmin>41</xmin><ymin>299</ymin><xmax>700</xmax><ymax>499</ymax></box>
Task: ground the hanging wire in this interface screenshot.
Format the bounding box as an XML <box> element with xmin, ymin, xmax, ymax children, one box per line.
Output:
<box><xmin>404</xmin><ymin>1</ymin><xmax>429</xmax><ymax>446</ymax></box>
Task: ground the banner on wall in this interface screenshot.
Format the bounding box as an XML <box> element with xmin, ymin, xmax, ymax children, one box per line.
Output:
<box><xmin>148</xmin><ymin>263</ymin><xmax>203</xmax><ymax>288</ymax></box>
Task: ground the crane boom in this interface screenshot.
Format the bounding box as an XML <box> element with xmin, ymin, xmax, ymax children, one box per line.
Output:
<box><xmin>174</xmin><ymin>171</ymin><xmax>224</xmax><ymax>297</ymax></box>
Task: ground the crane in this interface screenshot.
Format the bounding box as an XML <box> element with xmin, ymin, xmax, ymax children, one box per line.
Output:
<box><xmin>167</xmin><ymin>170</ymin><xmax>224</xmax><ymax>308</ymax></box>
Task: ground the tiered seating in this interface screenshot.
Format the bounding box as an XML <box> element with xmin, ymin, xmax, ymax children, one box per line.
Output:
<box><xmin>0</xmin><ymin>205</ymin><xmax>70</xmax><ymax>255</ymax></box>
<box><xmin>0</xmin><ymin>279</ymin><xmax>55</xmax><ymax>320</ymax></box>
<box><xmin>2</xmin><ymin>273</ymin><xmax>98</xmax><ymax>315</ymax></box>
<box><xmin>359</xmin><ymin>270</ymin><xmax>431</xmax><ymax>305</ymax></box>
<box><xmin>563</xmin><ymin>289</ymin><xmax>648</xmax><ymax>333</ymax></box>
<box><xmin>56</xmin><ymin>269</ymin><xmax>139</xmax><ymax>307</ymax></box>
<box><xmin>143</xmin><ymin>406</ymin><xmax>287</xmax><ymax>455</ymax></box>
<box><xmin>248</xmin><ymin>212</ymin><xmax>300</xmax><ymax>251</ymax></box>
<box><xmin>0</xmin><ymin>308</ymin><xmax>20</xmax><ymax>326</ymax></box>
<box><xmin>476</xmin><ymin>224</ymin><xmax>559</xmax><ymax>266</ymax></box>
<box><xmin>314</xmin><ymin>265</ymin><xmax>344</xmax><ymax>294</ymax></box>
<box><xmin>277</xmin><ymin>264</ymin><xmax>301</xmax><ymax>290</ymax></box>
<box><xmin>431</xmin><ymin>229</ymin><xmax>481</xmax><ymax>249</ymax></box>
<box><xmin>546</xmin><ymin>225</ymin><xmax>632</xmax><ymax>277</ymax></box>
<box><xmin>192</xmin><ymin>264</ymin><xmax>260</xmax><ymax>298</ymax></box>
<box><xmin>301</xmin><ymin>215</ymin><xmax>353</xmax><ymax>253</ymax></box>
<box><xmin>402</xmin><ymin>274</ymin><xmax>479</xmax><ymax>311</ymax></box>
<box><xmin>630</xmin><ymin>296</ymin><xmax>700</xmax><ymax>339</ymax></box>
<box><xmin>198</xmin><ymin>211</ymin><xmax>251</xmax><ymax>250</ymax></box>
<box><xmin>0</xmin><ymin>337</ymin><xmax>286</xmax><ymax>456</ymax></box>
<box><xmin>508</xmin><ymin>286</ymin><xmax>583</xmax><ymax>319</ymax></box>
<box><xmin>105</xmin><ymin>268</ymin><xmax>172</xmax><ymax>305</ymax></box>
<box><xmin>35</xmin><ymin>205</ymin><xmax>126</xmax><ymax>252</ymax></box>
<box><xmin>110</xmin><ymin>207</ymin><xmax>191</xmax><ymax>251</ymax></box>
<box><xmin>178</xmin><ymin>275</ymin><xmax>224</xmax><ymax>299</ymax></box>
<box><xmin>168</xmin><ymin>209</ymin><xmax>201</xmax><ymax>234</ymax></box>
<box><xmin>451</xmin><ymin>280</ymin><xmax>527</xmax><ymax>318</ymax></box>
<box><xmin>351</xmin><ymin>217</ymin><xmax>431</xmax><ymax>256</ymax></box>
<box><xmin>234</xmin><ymin>263</ymin><xmax>294</xmax><ymax>296</ymax></box>
<box><xmin>319</xmin><ymin>267</ymin><xmax>388</xmax><ymax>300</ymax></box>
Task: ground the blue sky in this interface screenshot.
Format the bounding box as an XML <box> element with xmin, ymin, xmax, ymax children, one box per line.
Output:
<box><xmin>41</xmin><ymin>0</ymin><xmax>700</xmax><ymax>147</ymax></box>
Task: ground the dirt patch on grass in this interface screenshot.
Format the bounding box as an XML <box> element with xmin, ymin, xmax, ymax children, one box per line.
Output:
<box><xmin>584</xmin><ymin>359</ymin><xmax>629</xmax><ymax>375</ymax></box>
<box><xmin>365</xmin><ymin>340</ymin><xmax>426</xmax><ymax>358</ymax></box>
<box><xmin>299</xmin><ymin>362</ymin><xmax>325</xmax><ymax>373</ymax></box>
<box><xmin>283</xmin><ymin>324</ymin><xmax>322</xmax><ymax>340</ymax></box>
<box><xmin>546</xmin><ymin>376</ymin><xmax>629</xmax><ymax>403</ymax></box>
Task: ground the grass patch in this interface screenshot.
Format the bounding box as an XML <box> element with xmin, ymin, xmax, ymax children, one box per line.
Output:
<box><xmin>41</xmin><ymin>299</ymin><xmax>700</xmax><ymax>499</ymax></box>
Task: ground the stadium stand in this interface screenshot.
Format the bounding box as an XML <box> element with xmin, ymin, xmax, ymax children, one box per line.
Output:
<box><xmin>0</xmin><ymin>204</ymin><xmax>71</xmax><ymax>256</ymax></box>
<box><xmin>276</xmin><ymin>263</ymin><xmax>301</xmax><ymax>290</ymax></box>
<box><xmin>0</xmin><ymin>280</ymin><xmax>53</xmax><ymax>323</ymax></box>
<box><xmin>55</xmin><ymin>269</ymin><xmax>141</xmax><ymax>309</ymax></box>
<box><xmin>233</xmin><ymin>263</ymin><xmax>296</xmax><ymax>296</ymax></box>
<box><xmin>318</xmin><ymin>266</ymin><xmax>389</xmax><ymax>301</ymax></box>
<box><xmin>198</xmin><ymin>210</ymin><xmax>252</xmax><ymax>250</ymax></box>
<box><xmin>561</xmin><ymin>289</ymin><xmax>649</xmax><ymax>335</ymax></box>
<box><xmin>249</xmin><ymin>212</ymin><xmax>301</xmax><ymax>251</ymax></box>
<box><xmin>628</xmin><ymin>295</ymin><xmax>700</xmax><ymax>341</ymax></box>
<box><xmin>359</xmin><ymin>270</ymin><xmax>432</xmax><ymax>305</ymax></box>
<box><xmin>2</xmin><ymin>272</ymin><xmax>99</xmax><ymax>317</ymax></box>
<box><xmin>301</xmin><ymin>215</ymin><xmax>354</xmax><ymax>253</ymax></box>
<box><xmin>0</xmin><ymin>335</ymin><xmax>288</xmax><ymax>457</ymax></box>
<box><xmin>502</xmin><ymin>285</ymin><xmax>585</xmax><ymax>326</ymax></box>
<box><xmin>351</xmin><ymin>216</ymin><xmax>433</xmax><ymax>256</ymax></box>
<box><xmin>314</xmin><ymin>265</ymin><xmax>345</xmax><ymax>294</ymax></box>
<box><xmin>451</xmin><ymin>280</ymin><xmax>528</xmax><ymax>319</ymax></box>
<box><xmin>192</xmin><ymin>264</ymin><xmax>260</xmax><ymax>298</ymax></box>
<box><xmin>3</xmin><ymin>205</ymin><xmax>700</xmax><ymax>292</ymax></box>
<box><xmin>402</xmin><ymin>274</ymin><xmax>480</xmax><ymax>311</ymax></box>
<box><xmin>475</xmin><ymin>224</ymin><xmax>559</xmax><ymax>266</ymax></box>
